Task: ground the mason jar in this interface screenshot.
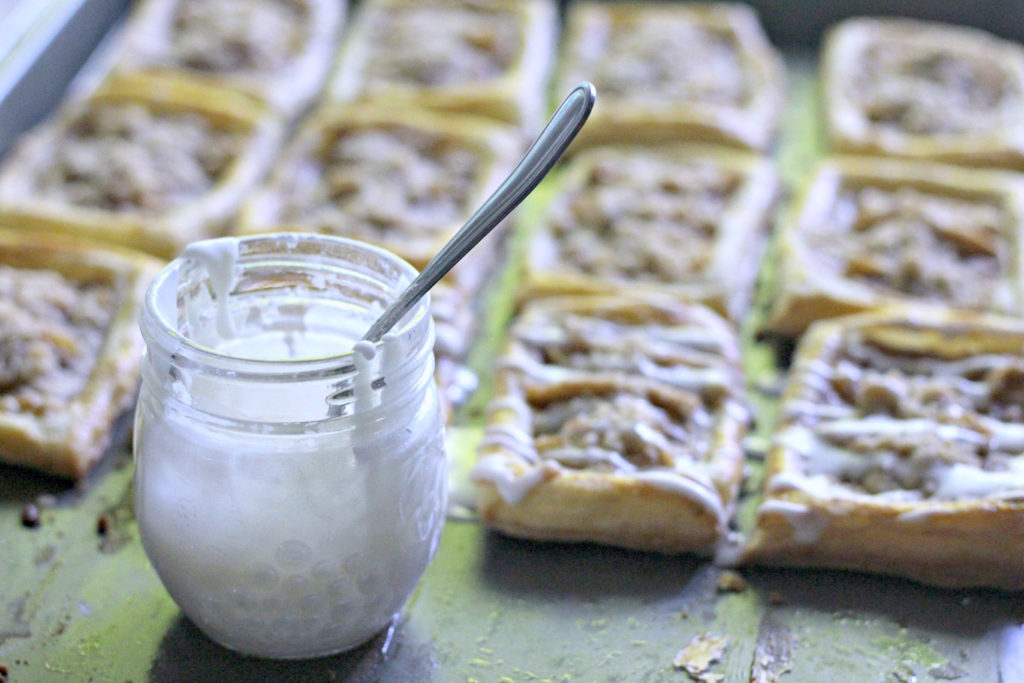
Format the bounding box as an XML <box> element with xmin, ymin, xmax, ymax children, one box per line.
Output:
<box><xmin>134</xmin><ymin>233</ymin><xmax>447</xmax><ymax>659</ymax></box>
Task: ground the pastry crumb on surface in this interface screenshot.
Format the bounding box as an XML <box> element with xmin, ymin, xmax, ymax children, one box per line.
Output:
<box><xmin>33</xmin><ymin>104</ymin><xmax>240</xmax><ymax>214</ymax></box>
<box><xmin>168</xmin><ymin>0</ymin><xmax>310</xmax><ymax>74</ymax></box>
<box><xmin>672</xmin><ymin>633</ymin><xmax>729</xmax><ymax>681</ymax></box>
<box><xmin>362</xmin><ymin>3</ymin><xmax>520</xmax><ymax>87</ymax></box>
<box><xmin>715</xmin><ymin>569</ymin><xmax>747</xmax><ymax>593</ymax></box>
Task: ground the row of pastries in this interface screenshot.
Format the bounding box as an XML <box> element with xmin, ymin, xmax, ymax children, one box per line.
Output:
<box><xmin>743</xmin><ymin>19</ymin><xmax>1024</xmax><ymax>588</ymax></box>
<box><xmin>0</xmin><ymin>0</ymin><xmax>785</xmax><ymax>480</ymax></box>
<box><xmin>468</xmin><ymin>8</ymin><xmax>1024</xmax><ymax>590</ymax></box>
<box><xmin>0</xmin><ymin>0</ymin><xmax>1023</xmax><ymax>590</ymax></box>
<box><xmin>0</xmin><ymin>0</ymin><xmax>550</xmax><ymax>478</ymax></box>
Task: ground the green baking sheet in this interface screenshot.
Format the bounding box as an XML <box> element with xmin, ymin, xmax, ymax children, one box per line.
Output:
<box><xmin>2</xmin><ymin>56</ymin><xmax>1024</xmax><ymax>683</ymax></box>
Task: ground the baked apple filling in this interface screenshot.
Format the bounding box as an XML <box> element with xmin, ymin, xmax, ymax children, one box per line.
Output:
<box><xmin>0</xmin><ymin>267</ymin><xmax>114</xmax><ymax>415</ymax></box>
<box><xmin>806</xmin><ymin>186</ymin><xmax>1008</xmax><ymax>309</ymax></box>
<box><xmin>782</xmin><ymin>331</ymin><xmax>1024</xmax><ymax>500</ymax></box>
<box><xmin>278</xmin><ymin>126</ymin><xmax>480</xmax><ymax>242</ymax></box>
<box><xmin>362</xmin><ymin>4</ymin><xmax>519</xmax><ymax>87</ymax></box>
<box><xmin>34</xmin><ymin>104</ymin><xmax>240</xmax><ymax>213</ymax></box>
<box><xmin>530</xmin><ymin>389</ymin><xmax>712</xmax><ymax>472</ymax></box>
<box><xmin>169</xmin><ymin>0</ymin><xmax>310</xmax><ymax>73</ymax></box>
<box><xmin>851</xmin><ymin>41</ymin><xmax>1021</xmax><ymax>135</ymax></box>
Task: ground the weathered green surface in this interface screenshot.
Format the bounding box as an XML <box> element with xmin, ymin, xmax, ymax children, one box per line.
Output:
<box><xmin>2</xmin><ymin>55</ymin><xmax>1024</xmax><ymax>683</ymax></box>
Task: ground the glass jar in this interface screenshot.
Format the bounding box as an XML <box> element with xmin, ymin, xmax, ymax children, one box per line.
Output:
<box><xmin>134</xmin><ymin>233</ymin><xmax>447</xmax><ymax>659</ymax></box>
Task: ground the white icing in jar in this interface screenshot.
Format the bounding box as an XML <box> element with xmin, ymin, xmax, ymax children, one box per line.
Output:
<box><xmin>134</xmin><ymin>233</ymin><xmax>446</xmax><ymax>659</ymax></box>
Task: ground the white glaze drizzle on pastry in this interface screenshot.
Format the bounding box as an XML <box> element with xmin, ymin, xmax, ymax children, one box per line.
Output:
<box><xmin>470</xmin><ymin>454</ymin><xmax>561</xmax><ymax>506</ymax></box>
<box><xmin>472</xmin><ymin>301</ymin><xmax>744</xmax><ymax>523</ymax></box>
<box><xmin>754</xmin><ymin>499</ymin><xmax>831</xmax><ymax>544</ymax></box>
<box><xmin>931</xmin><ymin>463</ymin><xmax>1024</xmax><ymax>501</ymax></box>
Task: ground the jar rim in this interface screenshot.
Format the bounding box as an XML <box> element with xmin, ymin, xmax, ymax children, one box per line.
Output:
<box><xmin>141</xmin><ymin>232</ymin><xmax>430</xmax><ymax>377</ymax></box>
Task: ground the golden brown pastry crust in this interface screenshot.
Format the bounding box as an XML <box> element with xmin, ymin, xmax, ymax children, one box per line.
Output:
<box><xmin>327</xmin><ymin>0</ymin><xmax>557</xmax><ymax>131</ymax></box>
<box><xmin>767</xmin><ymin>156</ymin><xmax>1024</xmax><ymax>336</ymax></box>
<box><xmin>744</xmin><ymin>307</ymin><xmax>1024</xmax><ymax>589</ymax></box>
<box><xmin>555</xmin><ymin>2</ymin><xmax>785</xmax><ymax>153</ymax></box>
<box><xmin>0</xmin><ymin>229</ymin><xmax>161</xmax><ymax>479</ymax></box>
<box><xmin>472</xmin><ymin>295</ymin><xmax>749</xmax><ymax>554</ymax></box>
<box><xmin>521</xmin><ymin>145</ymin><xmax>777</xmax><ymax>321</ymax></box>
<box><xmin>111</xmin><ymin>0</ymin><xmax>346</xmax><ymax>117</ymax></box>
<box><xmin>0</xmin><ymin>74</ymin><xmax>283</xmax><ymax>259</ymax></box>
<box><xmin>823</xmin><ymin>18</ymin><xmax>1024</xmax><ymax>169</ymax></box>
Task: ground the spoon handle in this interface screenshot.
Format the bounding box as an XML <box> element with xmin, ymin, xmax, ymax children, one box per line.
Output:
<box><xmin>361</xmin><ymin>82</ymin><xmax>597</xmax><ymax>343</ymax></box>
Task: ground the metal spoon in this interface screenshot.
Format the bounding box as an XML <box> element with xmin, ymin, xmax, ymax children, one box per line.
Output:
<box><xmin>360</xmin><ymin>81</ymin><xmax>597</xmax><ymax>344</ymax></box>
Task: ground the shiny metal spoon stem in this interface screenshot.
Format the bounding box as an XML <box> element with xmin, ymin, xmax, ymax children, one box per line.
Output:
<box><xmin>360</xmin><ymin>82</ymin><xmax>596</xmax><ymax>344</ymax></box>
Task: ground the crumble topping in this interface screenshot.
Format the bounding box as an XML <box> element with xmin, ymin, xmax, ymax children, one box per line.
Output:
<box><xmin>279</xmin><ymin>125</ymin><xmax>480</xmax><ymax>243</ymax></box>
<box><xmin>828</xmin><ymin>337</ymin><xmax>1024</xmax><ymax>422</ymax></box>
<box><xmin>34</xmin><ymin>104</ymin><xmax>240</xmax><ymax>213</ymax></box>
<box><xmin>580</xmin><ymin>15</ymin><xmax>746</xmax><ymax>107</ymax></box>
<box><xmin>784</xmin><ymin>328</ymin><xmax>1024</xmax><ymax>499</ymax></box>
<box><xmin>548</xmin><ymin>155</ymin><xmax>740</xmax><ymax>282</ymax></box>
<box><xmin>851</xmin><ymin>40</ymin><xmax>1021</xmax><ymax>135</ymax></box>
<box><xmin>169</xmin><ymin>0</ymin><xmax>310</xmax><ymax>74</ymax></box>
<box><xmin>512</xmin><ymin>311</ymin><xmax>734</xmax><ymax>402</ymax></box>
<box><xmin>362</xmin><ymin>4</ymin><xmax>519</xmax><ymax>87</ymax></box>
<box><xmin>531</xmin><ymin>390</ymin><xmax>711</xmax><ymax>472</ymax></box>
<box><xmin>0</xmin><ymin>267</ymin><xmax>115</xmax><ymax>415</ymax></box>
<box><xmin>806</xmin><ymin>185</ymin><xmax>1008</xmax><ymax>309</ymax></box>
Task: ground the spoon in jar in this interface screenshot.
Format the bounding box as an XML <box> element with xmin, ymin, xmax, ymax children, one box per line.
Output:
<box><xmin>359</xmin><ymin>81</ymin><xmax>597</xmax><ymax>344</ymax></box>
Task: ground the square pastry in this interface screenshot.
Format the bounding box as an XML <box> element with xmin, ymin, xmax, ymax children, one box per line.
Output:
<box><xmin>237</xmin><ymin>103</ymin><xmax>518</xmax><ymax>284</ymax></box>
<box><xmin>555</xmin><ymin>2</ymin><xmax>785</xmax><ymax>152</ymax></box>
<box><xmin>0</xmin><ymin>74</ymin><xmax>283</xmax><ymax>259</ymax></box>
<box><xmin>112</xmin><ymin>0</ymin><xmax>347</xmax><ymax>117</ymax></box>
<box><xmin>744</xmin><ymin>308</ymin><xmax>1024</xmax><ymax>589</ymax></box>
<box><xmin>327</xmin><ymin>0</ymin><xmax>557</xmax><ymax>131</ymax></box>
<box><xmin>471</xmin><ymin>295</ymin><xmax>749</xmax><ymax>554</ymax></box>
<box><xmin>823</xmin><ymin>18</ymin><xmax>1024</xmax><ymax>169</ymax></box>
<box><xmin>766</xmin><ymin>156</ymin><xmax>1024</xmax><ymax>336</ymax></box>
<box><xmin>0</xmin><ymin>229</ymin><xmax>161</xmax><ymax>479</ymax></box>
<box><xmin>522</xmin><ymin>145</ymin><xmax>777</xmax><ymax>321</ymax></box>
